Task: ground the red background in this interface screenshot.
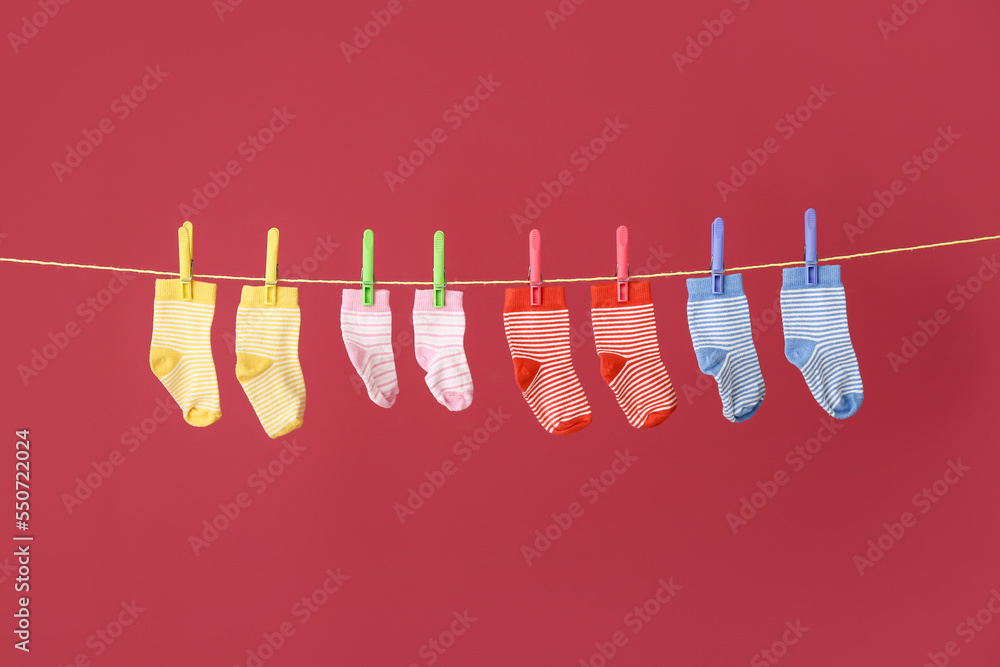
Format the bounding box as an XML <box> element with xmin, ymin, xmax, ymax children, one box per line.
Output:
<box><xmin>3</xmin><ymin>0</ymin><xmax>1000</xmax><ymax>665</ymax></box>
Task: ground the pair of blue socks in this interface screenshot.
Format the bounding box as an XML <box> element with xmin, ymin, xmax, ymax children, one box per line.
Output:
<box><xmin>686</xmin><ymin>265</ymin><xmax>863</xmax><ymax>421</ymax></box>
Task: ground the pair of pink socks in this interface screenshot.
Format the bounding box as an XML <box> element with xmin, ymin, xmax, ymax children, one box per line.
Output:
<box><xmin>340</xmin><ymin>289</ymin><xmax>473</xmax><ymax>410</ymax></box>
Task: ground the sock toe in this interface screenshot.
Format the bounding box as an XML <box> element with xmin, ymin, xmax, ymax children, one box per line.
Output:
<box><xmin>830</xmin><ymin>392</ymin><xmax>863</xmax><ymax>420</ymax></box>
<box><xmin>731</xmin><ymin>398</ymin><xmax>764</xmax><ymax>423</ymax></box>
<box><xmin>185</xmin><ymin>407</ymin><xmax>222</xmax><ymax>427</ymax></box>
<box><xmin>639</xmin><ymin>406</ymin><xmax>676</xmax><ymax>428</ymax></box>
<box><xmin>441</xmin><ymin>391</ymin><xmax>473</xmax><ymax>412</ymax></box>
<box><xmin>269</xmin><ymin>416</ymin><xmax>303</xmax><ymax>438</ymax></box>
<box><xmin>371</xmin><ymin>385</ymin><xmax>399</xmax><ymax>408</ymax></box>
<box><xmin>552</xmin><ymin>414</ymin><xmax>592</xmax><ymax>435</ymax></box>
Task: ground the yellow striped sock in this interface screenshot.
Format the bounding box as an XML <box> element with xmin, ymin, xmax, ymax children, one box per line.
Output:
<box><xmin>149</xmin><ymin>279</ymin><xmax>222</xmax><ymax>427</ymax></box>
<box><xmin>235</xmin><ymin>286</ymin><xmax>306</xmax><ymax>438</ymax></box>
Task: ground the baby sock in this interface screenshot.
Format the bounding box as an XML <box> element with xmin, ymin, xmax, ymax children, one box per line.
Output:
<box><xmin>503</xmin><ymin>286</ymin><xmax>592</xmax><ymax>434</ymax></box>
<box><xmin>591</xmin><ymin>280</ymin><xmax>677</xmax><ymax>428</ymax></box>
<box><xmin>412</xmin><ymin>289</ymin><xmax>473</xmax><ymax>411</ymax></box>
<box><xmin>780</xmin><ymin>265</ymin><xmax>864</xmax><ymax>419</ymax></box>
<box><xmin>341</xmin><ymin>289</ymin><xmax>399</xmax><ymax>408</ymax></box>
<box><xmin>149</xmin><ymin>279</ymin><xmax>222</xmax><ymax>426</ymax></box>
<box><xmin>686</xmin><ymin>274</ymin><xmax>766</xmax><ymax>422</ymax></box>
<box><xmin>235</xmin><ymin>286</ymin><xmax>306</xmax><ymax>437</ymax></box>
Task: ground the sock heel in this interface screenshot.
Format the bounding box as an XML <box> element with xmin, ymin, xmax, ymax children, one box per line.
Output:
<box><xmin>513</xmin><ymin>357</ymin><xmax>541</xmax><ymax>392</ymax></box>
<box><xmin>694</xmin><ymin>346</ymin><xmax>727</xmax><ymax>376</ymax></box>
<box><xmin>236</xmin><ymin>352</ymin><xmax>273</xmax><ymax>384</ymax></box>
<box><xmin>784</xmin><ymin>336</ymin><xmax>818</xmax><ymax>369</ymax></box>
<box><xmin>598</xmin><ymin>352</ymin><xmax>627</xmax><ymax>383</ymax></box>
<box><xmin>149</xmin><ymin>346</ymin><xmax>182</xmax><ymax>378</ymax></box>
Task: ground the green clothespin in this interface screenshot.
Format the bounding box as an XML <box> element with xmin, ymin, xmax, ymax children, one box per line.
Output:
<box><xmin>433</xmin><ymin>230</ymin><xmax>445</xmax><ymax>307</ymax></box>
<box><xmin>361</xmin><ymin>229</ymin><xmax>374</xmax><ymax>306</ymax></box>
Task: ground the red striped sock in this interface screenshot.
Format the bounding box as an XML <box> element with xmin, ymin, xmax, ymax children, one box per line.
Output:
<box><xmin>503</xmin><ymin>286</ymin><xmax>592</xmax><ymax>435</ymax></box>
<box><xmin>591</xmin><ymin>280</ymin><xmax>677</xmax><ymax>428</ymax></box>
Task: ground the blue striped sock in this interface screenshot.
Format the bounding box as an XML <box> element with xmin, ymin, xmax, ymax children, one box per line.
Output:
<box><xmin>686</xmin><ymin>274</ymin><xmax>766</xmax><ymax>422</ymax></box>
<box><xmin>780</xmin><ymin>265</ymin><xmax>864</xmax><ymax>419</ymax></box>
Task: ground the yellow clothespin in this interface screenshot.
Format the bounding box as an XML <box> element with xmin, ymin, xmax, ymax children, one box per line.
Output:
<box><xmin>265</xmin><ymin>227</ymin><xmax>279</xmax><ymax>305</ymax></box>
<box><xmin>179</xmin><ymin>221</ymin><xmax>194</xmax><ymax>300</ymax></box>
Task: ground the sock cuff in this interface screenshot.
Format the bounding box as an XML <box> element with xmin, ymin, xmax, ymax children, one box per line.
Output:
<box><xmin>686</xmin><ymin>273</ymin><xmax>744</xmax><ymax>301</ymax></box>
<box><xmin>782</xmin><ymin>264</ymin><xmax>842</xmax><ymax>290</ymax></box>
<box><xmin>342</xmin><ymin>288</ymin><xmax>390</xmax><ymax>312</ymax></box>
<box><xmin>414</xmin><ymin>289</ymin><xmax>463</xmax><ymax>312</ymax></box>
<box><xmin>154</xmin><ymin>279</ymin><xmax>216</xmax><ymax>305</ymax></box>
<box><xmin>504</xmin><ymin>286</ymin><xmax>566</xmax><ymax>312</ymax></box>
<box><xmin>591</xmin><ymin>280</ymin><xmax>652</xmax><ymax>308</ymax></box>
<box><xmin>240</xmin><ymin>285</ymin><xmax>299</xmax><ymax>308</ymax></box>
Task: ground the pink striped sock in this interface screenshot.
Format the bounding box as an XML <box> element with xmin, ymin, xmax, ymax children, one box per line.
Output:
<box><xmin>341</xmin><ymin>289</ymin><xmax>399</xmax><ymax>408</ymax></box>
<box><xmin>412</xmin><ymin>289</ymin><xmax>473</xmax><ymax>411</ymax></box>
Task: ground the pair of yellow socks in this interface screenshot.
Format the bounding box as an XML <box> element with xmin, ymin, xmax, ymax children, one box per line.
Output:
<box><xmin>148</xmin><ymin>279</ymin><xmax>305</xmax><ymax>438</ymax></box>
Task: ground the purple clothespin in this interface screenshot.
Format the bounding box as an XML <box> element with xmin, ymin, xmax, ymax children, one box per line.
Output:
<box><xmin>711</xmin><ymin>217</ymin><xmax>725</xmax><ymax>294</ymax></box>
<box><xmin>804</xmin><ymin>208</ymin><xmax>817</xmax><ymax>286</ymax></box>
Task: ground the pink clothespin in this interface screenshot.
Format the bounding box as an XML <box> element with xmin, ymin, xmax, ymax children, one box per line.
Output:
<box><xmin>616</xmin><ymin>225</ymin><xmax>629</xmax><ymax>302</ymax></box>
<box><xmin>529</xmin><ymin>229</ymin><xmax>542</xmax><ymax>305</ymax></box>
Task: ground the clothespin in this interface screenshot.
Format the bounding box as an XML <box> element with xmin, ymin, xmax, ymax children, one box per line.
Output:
<box><xmin>804</xmin><ymin>208</ymin><xmax>818</xmax><ymax>286</ymax></box>
<box><xmin>264</xmin><ymin>227</ymin><xmax>279</xmax><ymax>305</ymax></box>
<box><xmin>178</xmin><ymin>221</ymin><xmax>194</xmax><ymax>300</ymax></box>
<box><xmin>361</xmin><ymin>229</ymin><xmax>374</xmax><ymax>306</ymax></box>
<box><xmin>433</xmin><ymin>230</ymin><xmax>446</xmax><ymax>307</ymax></box>
<box><xmin>616</xmin><ymin>225</ymin><xmax>629</xmax><ymax>302</ymax></box>
<box><xmin>528</xmin><ymin>229</ymin><xmax>542</xmax><ymax>306</ymax></box>
<box><xmin>711</xmin><ymin>217</ymin><xmax>725</xmax><ymax>294</ymax></box>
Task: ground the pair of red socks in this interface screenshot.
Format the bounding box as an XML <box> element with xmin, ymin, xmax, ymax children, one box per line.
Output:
<box><xmin>502</xmin><ymin>280</ymin><xmax>676</xmax><ymax>434</ymax></box>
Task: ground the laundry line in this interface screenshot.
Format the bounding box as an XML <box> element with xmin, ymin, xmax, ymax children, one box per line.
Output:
<box><xmin>0</xmin><ymin>233</ymin><xmax>998</xmax><ymax>285</ymax></box>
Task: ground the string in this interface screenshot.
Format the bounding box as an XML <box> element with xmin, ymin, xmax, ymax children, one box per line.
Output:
<box><xmin>0</xmin><ymin>233</ymin><xmax>997</xmax><ymax>286</ymax></box>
